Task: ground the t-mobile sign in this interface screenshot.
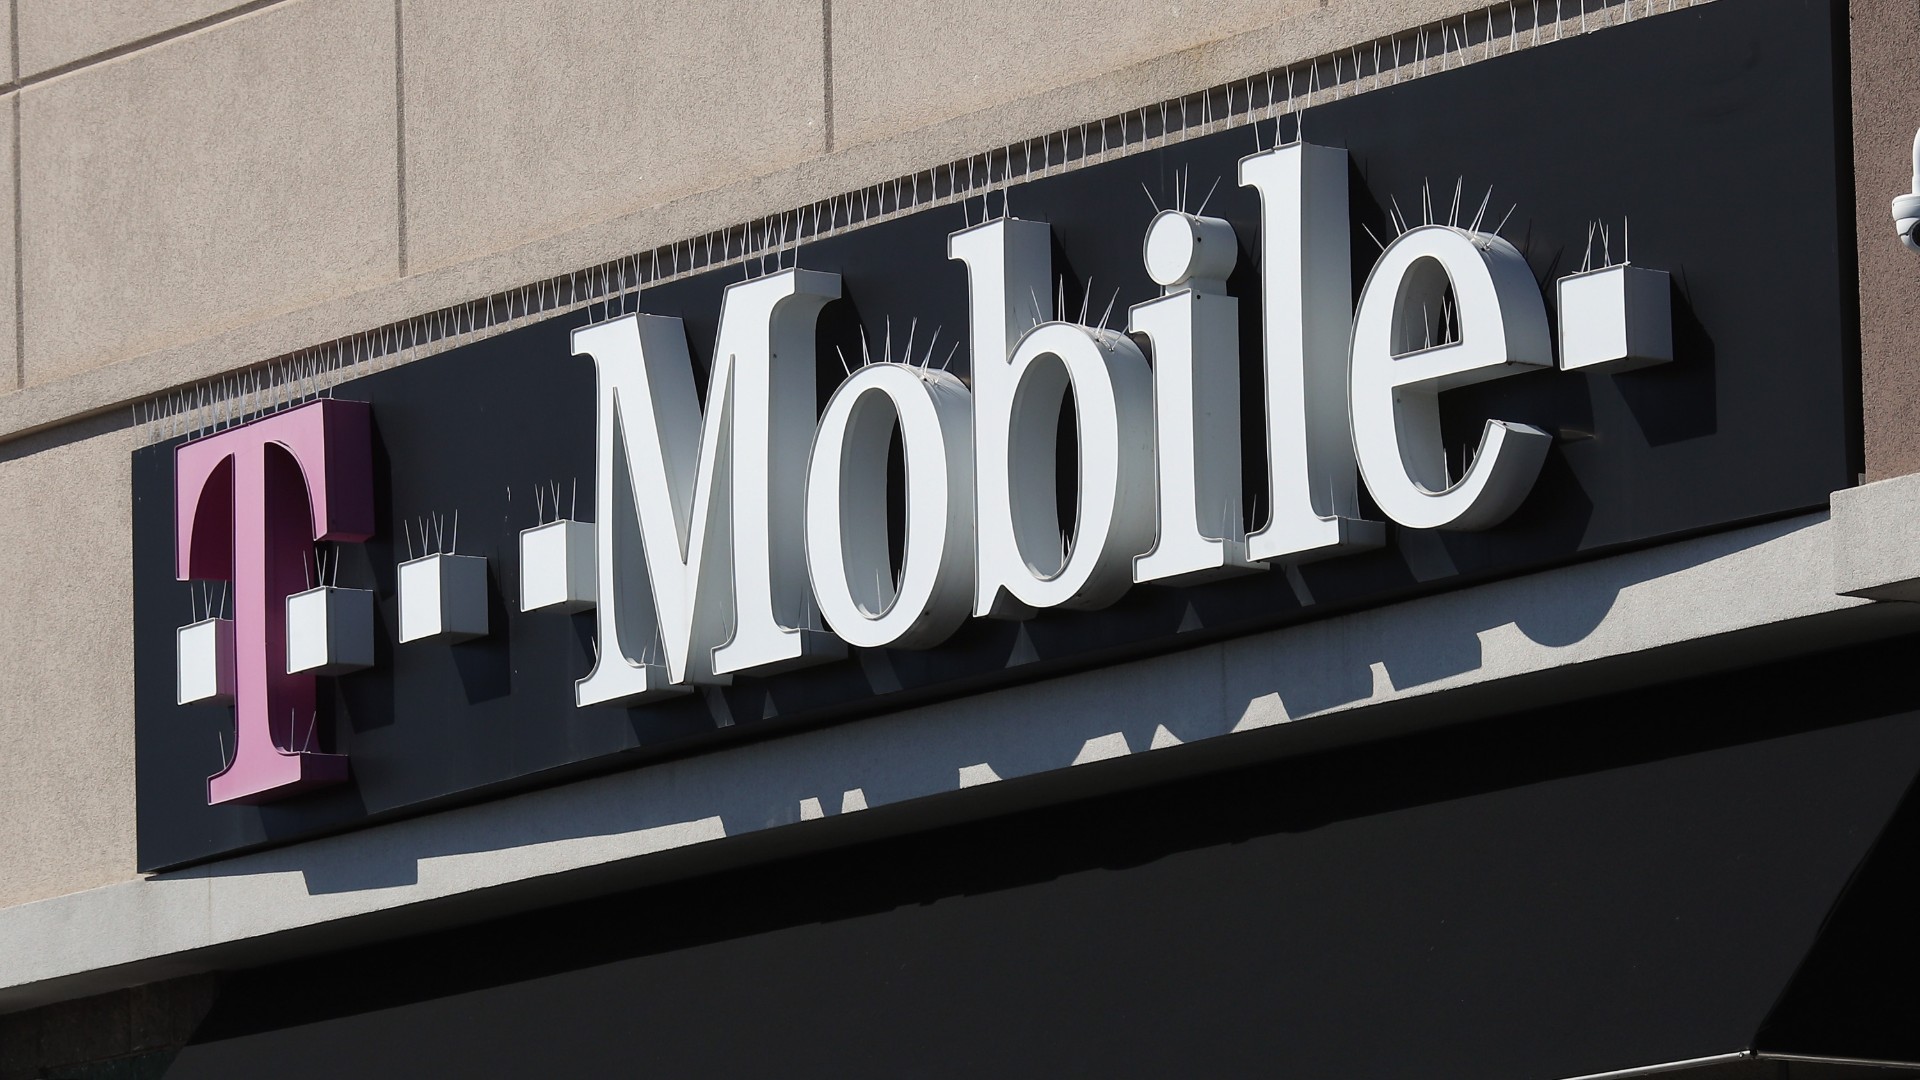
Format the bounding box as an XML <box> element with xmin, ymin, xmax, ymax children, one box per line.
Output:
<box><xmin>133</xmin><ymin>0</ymin><xmax>1853</xmax><ymax>868</ymax></box>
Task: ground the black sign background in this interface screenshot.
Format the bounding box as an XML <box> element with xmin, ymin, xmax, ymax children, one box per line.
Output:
<box><xmin>135</xmin><ymin>0</ymin><xmax>1855</xmax><ymax>870</ymax></box>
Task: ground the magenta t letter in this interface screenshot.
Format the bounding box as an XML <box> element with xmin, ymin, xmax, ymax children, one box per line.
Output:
<box><xmin>175</xmin><ymin>399</ymin><xmax>373</xmax><ymax>805</ymax></box>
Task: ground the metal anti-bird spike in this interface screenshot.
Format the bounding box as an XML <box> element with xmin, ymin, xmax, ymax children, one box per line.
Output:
<box><xmin>1196</xmin><ymin>175</ymin><xmax>1222</xmax><ymax>217</ymax></box>
<box><xmin>918</xmin><ymin>326</ymin><xmax>942</xmax><ymax>371</ymax></box>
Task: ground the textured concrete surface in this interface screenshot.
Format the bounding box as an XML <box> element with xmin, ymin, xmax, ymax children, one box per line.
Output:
<box><xmin>0</xmin><ymin>417</ymin><xmax>138</xmax><ymax>911</ymax></box>
<box><xmin>15</xmin><ymin>0</ymin><xmax>249</xmax><ymax>77</ymax></box>
<box><xmin>399</xmin><ymin>0</ymin><xmax>827</xmax><ymax>272</ymax></box>
<box><xmin>0</xmin><ymin>104</ymin><xmax>18</xmax><ymax>390</ymax></box>
<box><xmin>3</xmin><ymin>508</ymin><xmax>1915</xmax><ymax>1011</ymax></box>
<box><xmin>1833</xmin><ymin>471</ymin><xmax>1920</xmax><ymax>599</ymax></box>
<box><xmin>17</xmin><ymin>0</ymin><xmax>399</xmax><ymax>388</ymax></box>
<box><xmin>828</xmin><ymin>0</ymin><xmax>1318</xmax><ymax>150</ymax></box>
<box><xmin>1852</xmin><ymin>0</ymin><xmax>1920</xmax><ymax>481</ymax></box>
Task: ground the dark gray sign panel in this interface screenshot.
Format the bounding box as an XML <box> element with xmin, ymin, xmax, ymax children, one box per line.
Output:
<box><xmin>134</xmin><ymin>0</ymin><xmax>1855</xmax><ymax>869</ymax></box>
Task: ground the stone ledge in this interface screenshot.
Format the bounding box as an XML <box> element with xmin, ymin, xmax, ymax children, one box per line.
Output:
<box><xmin>1833</xmin><ymin>471</ymin><xmax>1920</xmax><ymax>600</ymax></box>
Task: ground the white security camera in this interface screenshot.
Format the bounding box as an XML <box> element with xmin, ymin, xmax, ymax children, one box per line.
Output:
<box><xmin>1894</xmin><ymin>128</ymin><xmax>1920</xmax><ymax>251</ymax></box>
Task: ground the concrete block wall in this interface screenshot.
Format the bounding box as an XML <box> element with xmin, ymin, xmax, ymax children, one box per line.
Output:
<box><xmin>825</xmin><ymin>0</ymin><xmax>1322</xmax><ymax>148</ymax></box>
<box><xmin>19</xmin><ymin>0</ymin><xmax>400</xmax><ymax>388</ymax></box>
<box><xmin>398</xmin><ymin>0</ymin><xmax>829</xmax><ymax>273</ymax></box>
<box><xmin>1852</xmin><ymin>0</ymin><xmax>1920</xmax><ymax>480</ymax></box>
<box><xmin>0</xmin><ymin>0</ymin><xmax>1897</xmax><ymax>919</ymax></box>
<box><xmin>0</xmin><ymin>417</ymin><xmax>137</xmax><ymax>911</ymax></box>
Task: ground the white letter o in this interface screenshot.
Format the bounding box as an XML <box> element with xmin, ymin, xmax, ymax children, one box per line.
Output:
<box><xmin>805</xmin><ymin>364</ymin><xmax>975</xmax><ymax>649</ymax></box>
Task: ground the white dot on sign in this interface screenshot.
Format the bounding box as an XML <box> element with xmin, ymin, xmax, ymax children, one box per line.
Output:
<box><xmin>1142</xmin><ymin>208</ymin><xmax>1237</xmax><ymax>287</ymax></box>
<box><xmin>1144</xmin><ymin>210</ymin><xmax>1201</xmax><ymax>286</ymax></box>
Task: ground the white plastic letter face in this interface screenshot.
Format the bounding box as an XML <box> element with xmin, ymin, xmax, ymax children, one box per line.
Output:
<box><xmin>1349</xmin><ymin>225</ymin><xmax>1554</xmax><ymax>532</ymax></box>
<box><xmin>1131</xmin><ymin>210</ymin><xmax>1258</xmax><ymax>585</ymax></box>
<box><xmin>1240</xmin><ymin>142</ymin><xmax>1383</xmax><ymax>562</ymax></box>
<box><xmin>572</xmin><ymin>268</ymin><xmax>845</xmax><ymax>707</ymax></box>
<box><xmin>805</xmin><ymin>364</ymin><xmax>975</xmax><ymax>649</ymax></box>
<box><xmin>950</xmin><ymin>219</ymin><xmax>1155</xmax><ymax>617</ymax></box>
